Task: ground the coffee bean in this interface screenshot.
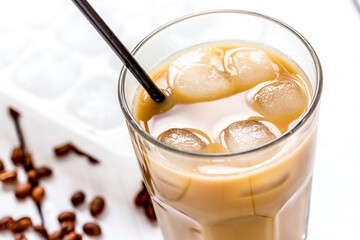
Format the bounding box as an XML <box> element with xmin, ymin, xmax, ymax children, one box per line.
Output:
<box><xmin>27</xmin><ymin>170</ymin><xmax>38</xmax><ymax>185</ymax></box>
<box><xmin>71</xmin><ymin>191</ymin><xmax>85</xmax><ymax>207</ymax></box>
<box><xmin>23</xmin><ymin>154</ymin><xmax>33</xmax><ymax>171</ymax></box>
<box><xmin>14</xmin><ymin>233</ymin><xmax>27</xmax><ymax>240</ymax></box>
<box><xmin>65</xmin><ymin>232</ymin><xmax>82</xmax><ymax>240</ymax></box>
<box><xmin>11</xmin><ymin>217</ymin><xmax>32</xmax><ymax>233</ymax></box>
<box><xmin>54</xmin><ymin>144</ymin><xmax>74</xmax><ymax>157</ymax></box>
<box><xmin>58</xmin><ymin>211</ymin><xmax>76</xmax><ymax>223</ymax></box>
<box><xmin>61</xmin><ymin>221</ymin><xmax>75</xmax><ymax>235</ymax></box>
<box><xmin>0</xmin><ymin>216</ymin><xmax>13</xmax><ymax>231</ymax></box>
<box><xmin>35</xmin><ymin>166</ymin><xmax>53</xmax><ymax>178</ymax></box>
<box><xmin>33</xmin><ymin>225</ymin><xmax>48</xmax><ymax>238</ymax></box>
<box><xmin>9</xmin><ymin>107</ymin><xmax>20</xmax><ymax>119</ymax></box>
<box><xmin>87</xmin><ymin>156</ymin><xmax>100</xmax><ymax>164</ymax></box>
<box><xmin>49</xmin><ymin>230</ymin><xmax>63</xmax><ymax>240</ymax></box>
<box><xmin>144</xmin><ymin>200</ymin><xmax>157</xmax><ymax>221</ymax></box>
<box><xmin>83</xmin><ymin>222</ymin><xmax>101</xmax><ymax>236</ymax></box>
<box><xmin>70</xmin><ymin>145</ymin><xmax>84</xmax><ymax>156</ymax></box>
<box><xmin>0</xmin><ymin>159</ymin><xmax>4</xmax><ymax>172</ymax></box>
<box><xmin>14</xmin><ymin>182</ymin><xmax>32</xmax><ymax>200</ymax></box>
<box><xmin>90</xmin><ymin>196</ymin><xmax>105</xmax><ymax>217</ymax></box>
<box><xmin>31</xmin><ymin>185</ymin><xmax>45</xmax><ymax>202</ymax></box>
<box><xmin>135</xmin><ymin>188</ymin><xmax>149</xmax><ymax>207</ymax></box>
<box><xmin>0</xmin><ymin>170</ymin><xmax>18</xmax><ymax>184</ymax></box>
<box><xmin>11</xmin><ymin>147</ymin><xmax>25</xmax><ymax>165</ymax></box>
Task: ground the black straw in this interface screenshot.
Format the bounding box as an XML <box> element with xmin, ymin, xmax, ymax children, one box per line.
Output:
<box><xmin>71</xmin><ymin>0</ymin><xmax>165</xmax><ymax>103</ymax></box>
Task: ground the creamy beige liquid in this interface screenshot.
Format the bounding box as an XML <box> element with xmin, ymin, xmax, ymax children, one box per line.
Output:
<box><xmin>132</xmin><ymin>43</ymin><xmax>316</xmax><ymax>240</ymax></box>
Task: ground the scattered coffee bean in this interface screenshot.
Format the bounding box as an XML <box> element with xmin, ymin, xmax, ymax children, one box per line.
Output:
<box><xmin>49</xmin><ymin>230</ymin><xmax>63</xmax><ymax>240</ymax></box>
<box><xmin>31</xmin><ymin>185</ymin><xmax>45</xmax><ymax>203</ymax></box>
<box><xmin>144</xmin><ymin>200</ymin><xmax>157</xmax><ymax>221</ymax></box>
<box><xmin>0</xmin><ymin>216</ymin><xmax>14</xmax><ymax>231</ymax></box>
<box><xmin>27</xmin><ymin>169</ymin><xmax>38</xmax><ymax>186</ymax></box>
<box><xmin>135</xmin><ymin>188</ymin><xmax>149</xmax><ymax>207</ymax></box>
<box><xmin>0</xmin><ymin>170</ymin><xmax>18</xmax><ymax>184</ymax></box>
<box><xmin>69</xmin><ymin>145</ymin><xmax>83</xmax><ymax>156</ymax></box>
<box><xmin>71</xmin><ymin>191</ymin><xmax>85</xmax><ymax>207</ymax></box>
<box><xmin>83</xmin><ymin>222</ymin><xmax>101</xmax><ymax>236</ymax></box>
<box><xmin>11</xmin><ymin>147</ymin><xmax>25</xmax><ymax>166</ymax></box>
<box><xmin>0</xmin><ymin>159</ymin><xmax>4</xmax><ymax>172</ymax></box>
<box><xmin>14</xmin><ymin>233</ymin><xmax>27</xmax><ymax>240</ymax></box>
<box><xmin>65</xmin><ymin>232</ymin><xmax>82</xmax><ymax>240</ymax></box>
<box><xmin>9</xmin><ymin>107</ymin><xmax>20</xmax><ymax>119</ymax></box>
<box><xmin>10</xmin><ymin>217</ymin><xmax>32</xmax><ymax>233</ymax></box>
<box><xmin>22</xmin><ymin>154</ymin><xmax>33</xmax><ymax>171</ymax></box>
<box><xmin>61</xmin><ymin>221</ymin><xmax>75</xmax><ymax>235</ymax></box>
<box><xmin>54</xmin><ymin>143</ymin><xmax>101</xmax><ymax>165</ymax></box>
<box><xmin>33</xmin><ymin>225</ymin><xmax>48</xmax><ymax>238</ymax></box>
<box><xmin>87</xmin><ymin>156</ymin><xmax>100</xmax><ymax>165</ymax></box>
<box><xmin>90</xmin><ymin>196</ymin><xmax>105</xmax><ymax>217</ymax></box>
<box><xmin>14</xmin><ymin>182</ymin><xmax>32</xmax><ymax>200</ymax></box>
<box><xmin>54</xmin><ymin>144</ymin><xmax>74</xmax><ymax>157</ymax></box>
<box><xmin>135</xmin><ymin>183</ymin><xmax>157</xmax><ymax>221</ymax></box>
<box><xmin>58</xmin><ymin>211</ymin><xmax>76</xmax><ymax>223</ymax></box>
<box><xmin>35</xmin><ymin>166</ymin><xmax>53</xmax><ymax>178</ymax></box>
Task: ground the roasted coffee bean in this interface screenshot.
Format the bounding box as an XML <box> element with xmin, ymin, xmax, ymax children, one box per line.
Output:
<box><xmin>35</xmin><ymin>166</ymin><xmax>53</xmax><ymax>178</ymax></box>
<box><xmin>31</xmin><ymin>186</ymin><xmax>45</xmax><ymax>203</ymax></box>
<box><xmin>54</xmin><ymin>144</ymin><xmax>74</xmax><ymax>157</ymax></box>
<box><xmin>70</xmin><ymin>145</ymin><xmax>83</xmax><ymax>156</ymax></box>
<box><xmin>11</xmin><ymin>147</ymin><xmax>25</xmax><ymax>165</ymax></box>
<box><xmin>14</xmin><ymin>233</ymin><xmax>27</xmax><ymax>240</ymax></box>
<box><xmin>83</xmin><ymin>222</ymin><xmax>101</xmax><ymax>236</ymax></box>
<box><xmin>135</xmin><ymin>188</ymin><xmax>149</xmax><ymax>207</ymax></box>
<box><xmin>0</xmin><ymin>216</ymin><xmax>13</xmax><ymax>231</ymax></box>
<box><xmin>71</xmin><ymin>191</ymin><xmax>85</xmax><ymax>207</ymax></box>
<box><xmin>87</xmin><ymin>156</ymin><xmax>100</xmax><ymax>164</ymax></box>
<box><xmin>49</xmin><ymin>230</ymin><xmax>63</xmax><ymax>240</ymax></box>
<box><xmin>22</xmin><ymin>154</ymin><xmax>33</xmax><ymax>171</ymax></box>
<box><xmin>58</xmin><ymin>211</ymin><xmax>76</xmax><ymax>223</ymax></box>
<box><xmin>61</xmin><ymin>221</ymin><xmax>75</xmax><ymax>235</ymax></box>
<box><xmin>90</xmin><ymin>196</ymin><xmax>105</xmax><ymax>217</ymax></box>
<box><xmin>65</xmin><ymin>232</ymin><xmax>82</xmax><ymax>240</ymax></box>
<box><xmin>9</xmin><ymin>107</ymin><xmax>20</xmax><ymax>119</ymax></box>
<box><xmin>0</xmin><ymin>159</ymin><xmax>4</xmax><ymax>172</ymax></box>
<box><xmin>11</xmin><ymin>217</ymin><xmax>32</xmax><ymax>233</ymax></box>
<box><xmin>33</xmin><ymin>225</ymin><xmax>48</xmax><ymax>238</ymax></box>
<box><xmin>14</xmin><ymin>182</ymin><xmax>32</xmax><ymax>200</ymax></box>
<box><xmin>0</xmin><ymin>170</ymin><xmax>17</xmax><ymax>184</ymax></box>
<box><xmin>27</xmin><ymin>170</ymin><xmax>38</xmax><ymax>185</ymax></box>
<box><xmin>144</xmin><ymin>200</ymin><xmax>157</xmax><ymax>221</ymax></box>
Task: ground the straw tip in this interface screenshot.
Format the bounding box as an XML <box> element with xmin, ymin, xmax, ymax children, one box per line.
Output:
<box><xmin>153</xmin><ymin>93</ymin><xmax>166</xmax><ymax>103</ymax></box>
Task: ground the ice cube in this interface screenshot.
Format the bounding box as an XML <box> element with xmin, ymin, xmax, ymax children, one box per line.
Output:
<box><xmin>0</xmin><ymin>27</ymin><xmax>26</xmax><ymax>69</ymax></box>
<box><xmin>13</xmin><ymin>50</ymin><xmax>81</xmax><ymax>99</ymax></box>
<box><xmin>226</xmin><ymin>48</ymin><xmax>275</xmax><ymax>89</ymax></box>
<box><xmin>222</xmin><ymin>120</ymin><xmax>275</xmax><ymax>152</ymax></box>
<box><xmin>68</xmin><ymin>76</ymin><xmax>124</xmax><ymax>131</ymax></box>
<box><xmin>253</xmin><ymin>77</ymin><xmax>308</xmax><ymax>119</ymax></box>
<box><xmin>57</xmin><ymin>12</ymin><xmax>106</xmax><ymax>55</ymax></box>
<box><xmin>159</xmin><ymin>128</ymin><xmax>207</xmax><ymax>152</ymax></box>
<box><xmin>171</xmin><ymin>63</ymin><xmax>232</xmax><ymax>101</ymax></box>
<box><xmin>170</xmin><ymin>46</ymin><xmax>225</xmax><ymax>71</ymax></box>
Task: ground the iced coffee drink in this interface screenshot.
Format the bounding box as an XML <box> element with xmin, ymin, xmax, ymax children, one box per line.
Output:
<box><xmin>119</xmin><ymin>11</ymin><xmax>322</xmax><ymax>240</ymax></box>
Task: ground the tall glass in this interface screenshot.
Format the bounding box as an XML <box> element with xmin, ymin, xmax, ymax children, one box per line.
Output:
<box><xmin>119</xmin><ymin>10</ymin><xmax>322</xmax><ymax>240</ymax></box>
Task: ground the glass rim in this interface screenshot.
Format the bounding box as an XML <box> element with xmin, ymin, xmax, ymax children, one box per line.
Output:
<box><xmin>118</xmin><ymin>9</ymin><xmax>323</xmax><ymax>159</ymax></box>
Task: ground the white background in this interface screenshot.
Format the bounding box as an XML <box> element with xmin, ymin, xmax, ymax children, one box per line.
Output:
<box><xmin>0</xmin><ymin>0</ymin><xmax>360</xmax><ymax>239</ymax></box>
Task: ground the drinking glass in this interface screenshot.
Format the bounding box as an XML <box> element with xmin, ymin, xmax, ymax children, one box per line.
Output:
<box><xmin>119</xmin><ymin>10</ymin><xmax>322</xmax><ymax>240</ymax></box>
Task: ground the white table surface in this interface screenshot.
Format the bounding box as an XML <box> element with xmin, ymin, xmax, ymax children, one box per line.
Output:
<box><xmin>1</xmin><ymin>0</ymin><xmax>360</xmax><ymax>239</ymax></box>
